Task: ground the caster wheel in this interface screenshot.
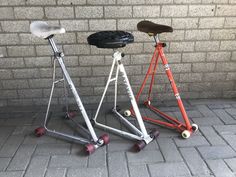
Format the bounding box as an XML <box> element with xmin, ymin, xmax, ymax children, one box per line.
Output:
<box><xmin>150</xmin><ymin>129</ymin><xmax>160</xmax><ymax>139</ymax></box>
<box><xmin>124</xmin><ymin>110</ymin><xmax>131</xmax><ymax>117</ymax></box>
<box><xmin>65</xmin><ymin>111</ymin><xmax>76</xmax><ymax>119</ymax></box>
<box><xmin>147</xmin><ymin>100</ymin><xmax>151</xmax><ymax>105</ymax></box>
<box><xmin>85</xmin><ymin>143</ymin><xmax>95</xmax><ymax>155</ymax></box>
<box><xmin>191</xmin><ymin>123</ymin><xmax>198</xmax><ymax>132</ymax></box>
<box><xmin>99</xmin><ymin>134</ymin><xmax>110</xmax><ymax>145</ymax></box>
<box><xmin>181</xmin><ymin>130</ymin><xmax>191</xmax><ymax>139</ymax></box>
<box><xmin>134</xmin><ymin>141</ymin><xmax>146</xmax><ymax>152</ymax></box>
<box><xmin>34</xmin><ymin>127</ymin><xmax>46</xmax><ymax>137</ymax></box>
<box><xmin>116</xmin><ymin>105</ymin><xmax>121</xmax><ymax>112</ymax></box>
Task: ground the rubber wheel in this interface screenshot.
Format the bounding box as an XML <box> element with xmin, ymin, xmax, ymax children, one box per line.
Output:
<box><xmin>134</xmin><ymin>141</ymin><xmax>146</xmax><ymax>152</ymax></box>
<box><xmin>85</xmin><ymin>144</ymin><xmax>95</xmax><ymax>155</ymax></box>
<box><xmin>181</xmin><ymin>130</ymin><xmax>191</xmax><ymax>139</ymax></box>
<box><xmin>124</xmin><ymin>110</ymin><xmax>131</xmax><ymax>117</ymax></box>
<box><xmin>65</xmin><ymin>111</ymin><xmax>76</xmax><ymax>119</ymax></box>
<box><xmin>99</xmin><ymin>134</ymin><xmax>110</xmax><ymax>145</ymax></box>
<box><xmin>191</xmin><ymin>123</ymin><xmax>199</xmax><ymax>132</ymax></box>
<box><xmin>150</xmin><ymin>129</ymin><xmax>160</xmax><ymax>139</ymax></box>
<box><xmin>34</xmin><ymin>127</ymin><xmax>46</xmax><ymax>137</ymax></box>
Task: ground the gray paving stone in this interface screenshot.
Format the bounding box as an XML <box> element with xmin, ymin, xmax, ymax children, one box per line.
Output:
<box><xmin>212</xmin><ymin>109</ymin><xmax>236</xmax><ymax>124</ymax></box>
<box><xmin>174</xmin><ymin>135</ymin><xmax>209</xmax><ymax>147</ymax></box>
<box><xmin>7</xmin><ymin>144</ymin><xmax>36</xmax><ymax>170</ymax></box>
<box><xmin>49</xmin><ymin>155</ymin><xmax>88</xmax><ymax>168</ymax></box>
<box><xmin>214</xmin><ymin>125</ymin><xmax>236</xmax><ymax>135</ymax></box>
<box><xmin>206</xmin><ymin>159</ymin><xmax>235</xmax><ymax>177</ymax></box>
<box><xmin>207</xmin><ymin>104</ymin><xmax>232</xmax><ymax>109</ymax></box>
<box><xmin>225</xmin><ymin>108</ymin><xmax>236</xmax><ymax>116</ymax></box>
<box><xmin>126</xmin><ymin>150</ymin><xmax>164</xmax><ymax>164</ymax></box>
<box><xmin>148</xmin><ymin>162</ymin><xmax>191</xmax><ymax>177</ymax></box>
<box><xmin>34</xmin><ymin>144</ymin><xmax>71</xmax><ymax>155</ymax></box>
<box><xmin>129</xmin><ymin>164</ymin><xmax>150</xmax><ymax>177</ymax></box>
<box><xmin>45</xmin><ymin>168</ymin><xmax>66</xmax><ymax>177</ymax></box>
<box><xmin>24</xmin><ymin>156</ymin><xmax>50</xmax><ymax>177</ymax></box>
<box><xmin>200</xmin><ymin>126</ymin><xmax>226</xmax><ymax>145</ymax></box>
<box><xmin>221</xmin><ymin>135</ymin><xmax>236</xmax><ymax>151</ymax></box>
<box><xmin>108</xmin><ymin>152</ymin><xmax>129</xmax><ymax>177</ymax></box>
<box><xmin>224</xmin><ymin>158</ymin><xmax>236</xmax><ymax>172</ymax></box>
<box><xmin>0</xmin><ymin>171</ymin><xmax>24</xmax><ymax>177</ymax></box>
<box><xmin>198</xmin><ymin>145</ymin><xmax>236</xmax><ymax>159</ymax></box>
<box><xmin>67</xmin><ymin>168</ymin><xmax>108</xmax><ymax>177</ymax></box>
<box><xmin>180</xmin><ymin>147</ymin><xmax>210</xmax><ymax>176</ymax></box>
<box><xmin>0</xmin><ymin>135</ymin><xmax>24</xmax><ymax>157</ymax></box>
<box><xmin>192</xmin><ymin>117</ymin><xmax>224</xmax><ymax>126</ymax></box>
<box><xmin>157</xmin><ymin>138</ymin><xmax>183</xmax><ymax>162</ymax></box>
<box><xmin>196</xmin><ymin>105</ymin><xmax>217</xmax><ymax>117</ymax></box>
<box><xmin>0</xmin><ymin>127</ymin><xmax>15</xmax><ymax>147</ymax></box>
<box><xmin>0</xmin><ymin>157</ymin><xmax>11</xmax><ymax>171</ymax></box>
<box><xmin>88</xmin><ymin>147</ymin><xmax>106</xmax><ymax>168</ymax></box>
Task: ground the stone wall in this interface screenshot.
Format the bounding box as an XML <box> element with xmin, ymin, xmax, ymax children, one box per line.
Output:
<box><xmin>0</xmin><ymin>0</ymin><xmax>235</xmax><ymax>106</ymax></box>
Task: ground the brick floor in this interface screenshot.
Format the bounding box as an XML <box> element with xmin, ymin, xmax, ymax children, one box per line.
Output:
<box><xmin>0</xmin><ymin>99</ymin><xmax>236</xmax><ymax>177</ymax></box>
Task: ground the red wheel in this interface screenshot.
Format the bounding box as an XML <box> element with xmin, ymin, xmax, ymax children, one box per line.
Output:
<box><xmin>99</xmin><ymin>134</ymin><xmax>110</xmax><ymax>145</ymax></box>
<box><xmin>85</xmin><ymin>144</ymin><xmax>95</xmax><ymax>155</ymax></box>
<box><xmin>34</xmin><ymin>127</ymin><xmax>46</xmax><ymax>137</ymax></box>
<box><xmin>134</xmin><ymin>141</ymin><xmax>146</xmax><ymax>152</ymax></box>
<box><xmin>65</xmin><ymin>111</ymin><xmax>76</xmax><ymax>119</ymax></box>
<box><xmin>150</xmin><ymin>129</ymin><xmax>159</xmax><ymax>139</ymax></box>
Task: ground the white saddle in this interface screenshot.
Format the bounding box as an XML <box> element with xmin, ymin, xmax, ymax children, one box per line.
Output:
<box><xmin>30</xmin><ymin>21</ymin><xmax>65</xmax><ymax>39</ymax></box>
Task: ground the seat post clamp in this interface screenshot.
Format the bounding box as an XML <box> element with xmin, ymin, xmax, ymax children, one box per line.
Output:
<box><xmin>55</xmin><ymin>52</ymin><xmax>64</xmax><ymax>58</ymax></box>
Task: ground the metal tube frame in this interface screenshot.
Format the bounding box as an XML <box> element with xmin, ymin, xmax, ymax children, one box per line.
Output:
<box><xmin>93</xmin><ymin>51</ymin><xmax>153</xmax><ymax>144</ymax></box>
<box><xmin>130</xmin><ymin>35</ymin><xmax>195</xmax><ymax>134</ymax></box>
<box><xmin>41</xmin><ymin>37</ymin><xmax>105</xmax><ymax>148</ymax></box>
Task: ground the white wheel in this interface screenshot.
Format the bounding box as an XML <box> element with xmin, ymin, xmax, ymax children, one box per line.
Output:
<box><xmin>147</xmin><ymin>100</ymin><xmax>151</xmax><ymax>105</ymax></box>
<box><xmin>191</xmin><ymin>123</ymin><xmax>198</xmax><ymax>132</ymax></box>
<box><xmin>124</xmin><ymin>110</ymin><xmax>131</xmax><ymax>117</ymax></box>
<box><xmin>181</xmin><ymin>130</ymin><xmax>191</xmax><ymax>139</ymax></box>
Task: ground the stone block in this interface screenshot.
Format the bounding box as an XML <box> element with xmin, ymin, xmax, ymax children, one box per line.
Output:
<box><xmin>220</xmin><ymin>41</ymin><xmax>236</xmax><ymax>50</ymax></box>
<box><xmin>172</xmin><ymin>18</ymin><xmax>198</xmax><ymax>29</ymax></box>
<box><xmin>76</xmin><ymin>6</ymin><xmax>103</xmax><ymax>18</ymax></box>
<box><xmin>14</xmin><ymin>7</ymin><xmax>44</xmax><ymax>19</ymax></box>
<box><xmin>189</xmin><ymin>5</ymin><xmax>215</xmax><ymax>16</ymax></box>
<box><xmin>60</xmin><ymin>20</ymin><xmax>88</xmax><ymax>31</ymax></box>
<box><xmin>195</xmin><ymin>41</ymin><xmax>220</xmax><ymax>51</ymax></box>
<box><xmin>45</xmin><ymin>7</ymin><xmax>74</xmax><ymax>19</ymax></box>
<box><xmin>1</xmin><ymin>21</ymin><xmax>29</xmax><ymax>32</ymax></box>
<box><xmin>161</xmin><ymin>5</ymin><xmax>188</xmax><ymax>17</ymax></box>
<box><xmin>170</xmin><ymin>42</ymin><xmax>195</xmax><ymax>52</ymax></box>
<box><xmin>185</xmin><ymin>30</ymin><xmax>210</xmax><ymax>40</ymax></box>
<box><xmin>89</xmin><ymin>19</ymin><xmax>116</xmax><ymax>31</ymax></box>
<box><xmin>182</xmin><ymin>52</ymin><xmax>206</xmax><ymax>63</ymax></box>
<box><xmin>216</xmin><ymin>5</ymin><xmax>236</xmax><ymax>16</ymax></box>
<box><xmin>0</xmin><ymin>34</ymin><xmax>19</xmax><ymax>45</ymax></box>
<box><xmin>105</xmin><ymin>6</ymin><xmax>132</xmax><ymax>18</ymax></box>
<box><xmin>199</xmin><ymin>17</ymin><xmax>225</xmax><ymax>28</ymax></box>
<box><xmin>8</xmin><ymin>46</ymin><xmax>35</xmax><ymax>57</ymax></box>
<box><xmin>133</xmin><ymin>6</ymin><xmax>160</xmax><ymax>17</ymax></box>
<box><xmin>192</xmin><ymin>63</ymin><xmax>215</xmax><ymax>72</ymax></box>
<box><xmin>207</xmin><ymin>52</ymin><xmax>231</xmax><ymax>62</ymax></box>
<box><xmin>225</xmin><ymin>17</ymin><xmax>236</xmax><ymax>28</ymax></box>
<box><xmin>0</xmin><ymin>7</ymin><xmax>14</xmax><ymax>19</ymax></box>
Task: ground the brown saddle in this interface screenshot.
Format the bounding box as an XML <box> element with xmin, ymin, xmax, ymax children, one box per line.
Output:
<box><xmin>137</xmin><ymin>20</ymin><xmax>173</xmax><ymax>36</ymax></box>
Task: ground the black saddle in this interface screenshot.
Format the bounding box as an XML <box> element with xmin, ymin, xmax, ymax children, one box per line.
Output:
<box><xmin>137</xmin><ymin>20</ymin><xmax>173</xmax><ymax>36</ymax></box>
<box><xmin>87</xmin><ymin>31</ymin><xmax>134</xmax><ymax>49</ymax></box>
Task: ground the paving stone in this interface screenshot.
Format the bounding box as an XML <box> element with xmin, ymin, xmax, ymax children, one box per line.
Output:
<box><xmin>0</xmin><ymin>157</ymin><xmax>11</xmax><ymax>171</ymax></box>
<box><xmin>49</xmin><ymin>155</ymin><xmax>88</xmax><ymax>168</ymax></box>
<box><xmin>198</xmin><ymin>145</ymin><xmax>236</xmax><ymax>159</ymax></box>
<box><xmin>221</xmin><ymin>135</ymin><xmax>236</xmax><ymax>151</ymax></box>
<box><xmin>180</xmin><ymin>147</ymin><xmax>210</xmax><ymax>176</ymax></box>
<box><xmin>196</xmin><ymin>105</ymin><xmax>217</xmax><ymax>117</ymax></box>
<box><xmin>7</xmin><ymin>144</ymin><xmax>36</xmax><ymax>170</ymax></box>
<box><xmin>207</xmin><ymin>104</ymin><xmax>232</xmax><ymax>109</ymax></box>
<box><xmin>45</xmin><ymin>168</ymin><xmax>66</xmax><ymax>177</ymax></box>
<box><xmin>0</xmin><ymin>127</ymin><xmax>16</xmax><ymax>147</ymax></box>
<box><xmin>35</xmin><ymin>143</ymin><xmax>71</xmax><ymax>155</ymax></box>
<box><xmin>24</xmin><ymin>156</ymin><xmax>50</xmax><ymax>177</ymax></box>
<box><xmin>224</xmin><ymin>158</ymin><xmax>236</xmax><ymax>172</ymax></box>
<box><xmin>129</xmin><ymin>164</ymin><xmax>150</xmax><ymax>177</ymax></box>
<box><xmin>0</xmin><ymin>135</ymin><xmax>24</xmax><ymax>157</ymax></box>
<box><xmin>206</xmin><ymin>159</ymin><xmax>235</xmax><ymax>177</ymax></box>
<box><xmin>148</xmin><ymin>162</ymin><xmax>191</xmax><ymax>177</ymax></box>
<box><xmin>225</xmin><ymin>108</ymin><xmax>236</xmax><ymax>116</ymax></box>
<box><xmin>200</xmin><ymin>126</ymin><xmax>226</xmax><ymax>145</ymax></box>
<box><xmin>126</xmin><ymin>150</ymin><xmax>164</xmax><ymax>164</ymax></box>
<box><xmin>0</xmin><ymin>171</ymin><xmax>24</xmax><ymax>177</ymax></box>
<box><xmin>174</xmin><ymin>135</ymin><xmax>209</xmax><ymax>147</ymax></box>
<box><xmin>214</xmin><ymin>125</ymin><xmax>236</xmax><ymax>135</ymax></box>
<box><xmin>157</xmin><ymin>138</ymin><xmax>183</xmax><ymax>162</ymax></box>
<box><xmin>212</xmin><ymin>109</ymin><xmax>236</xmax><ymax>124</ymax></box>
<box><xmin>108</xmin><ymin>152</ymin><xmax>129</xmax><ymax>177</ymax></box>
<box><xmin>67</xmin><ymin>168</ymin><xmax>108</xmax><ymax>177</ymax></box>
<box><xmin>192</xmin><ymin>117</ymin><xmax>224</xmax><ymax>126</ymax></box>
<box><xmin>88</xmin><ymin>147</ymin><xmax>106</xmax><ymax>168</ymax></box>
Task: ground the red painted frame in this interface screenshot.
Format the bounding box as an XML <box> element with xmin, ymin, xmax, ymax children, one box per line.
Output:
<box><xmin>130</xmin><ymin>42</ymin><xmax>193</xmax><ymax>133</ymax></box>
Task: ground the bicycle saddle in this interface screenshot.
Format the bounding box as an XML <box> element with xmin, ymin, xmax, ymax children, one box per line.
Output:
<box><xmin>30</xmin><ymin>21</ymin><xmax>65</xmax><ymax>39</ymax></box>
<box><xmin>137</xmin><ymin>20</ymin><xmax>173</xmax><ymax>36</ymax></box>
<box><xmin>87</xmin><ymin>31</ymin><xmax>134</xmax><ymax>49</ymax></box>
